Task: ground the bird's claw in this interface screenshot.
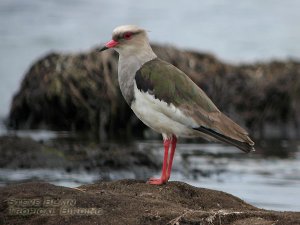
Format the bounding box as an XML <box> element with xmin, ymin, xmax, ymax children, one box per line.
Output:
<box><xmin>147</xmin><ymin>177</ymin><xmax>166</xmax><ymax>185</ymax></box>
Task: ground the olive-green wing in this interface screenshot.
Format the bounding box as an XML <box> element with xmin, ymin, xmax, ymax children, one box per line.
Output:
<box><xmin>135</xmin><ymin>58</ymin><xmax>219</xmax><ymax>117</ymax></box>
<box><xmin>135</xmin><ymin>58</ymin><xmax>254</xmax><ymax>151</ymax></box>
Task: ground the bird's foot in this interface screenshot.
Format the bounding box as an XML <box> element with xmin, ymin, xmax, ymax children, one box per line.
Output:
<box><xmin>147</xmin><ymin>177</ymin><xmax>167</xmax><ymax>185</ymax></box>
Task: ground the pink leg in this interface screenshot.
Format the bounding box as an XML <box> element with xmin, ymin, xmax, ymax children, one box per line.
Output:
<box><xmin>166</xmin><ymin>135</ymin><xmax>177</xmax><ymax>181</ymax></box>
<box><xmin>147</xmin><ymin>139</ymin><xmax>170</xmax><ymax>185</ymax></box>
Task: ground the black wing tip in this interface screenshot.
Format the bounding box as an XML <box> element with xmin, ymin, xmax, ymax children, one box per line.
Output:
<box><xmin>194</xmin><ymin>126</ymin><xmax>255</xmax><ymax>153</ymax></box>
<box><xmin>240</xmin><ymin>143</ymin><xmax>255</xmax><ymax>153</ymax></box>
<box><xmin>248</xmin><ymin>147</ymin><xmax>255</xmax><ymax>153</ymax></box>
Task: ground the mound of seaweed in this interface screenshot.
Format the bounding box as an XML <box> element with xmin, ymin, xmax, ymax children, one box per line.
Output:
<box><xmin>8</xmin><ymin>44</ymin><xmax>300</xmax><ymax>139</ymax></box>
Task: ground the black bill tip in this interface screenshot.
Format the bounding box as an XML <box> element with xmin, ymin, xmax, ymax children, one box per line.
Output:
<box><xmin>98</xmin><ymin>46</ymin><xmax>109</xmax><ymax>52</ymax></box>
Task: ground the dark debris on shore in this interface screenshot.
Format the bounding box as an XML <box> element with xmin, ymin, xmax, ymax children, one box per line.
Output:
<box><xmin>0</xmin><ymin>135</ymin><xmax>159</xmax><ymax>178</ymax></box>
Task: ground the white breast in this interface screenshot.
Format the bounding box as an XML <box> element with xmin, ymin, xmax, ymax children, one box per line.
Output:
<box><xmin>130</xmin><ymin>82</ymin><xmax>199</xmax><ymax>138</ymax></box>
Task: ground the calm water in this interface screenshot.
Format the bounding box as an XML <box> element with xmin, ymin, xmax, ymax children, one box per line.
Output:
<box><xmin>1</xmin><ymin>0</ymin><xmax>300</xmax><ymax>117</ymax></box>
<box><xmin>0</xmin><ymin>131</ymin><xmax>299</xmax><ymax>212</ymax></box>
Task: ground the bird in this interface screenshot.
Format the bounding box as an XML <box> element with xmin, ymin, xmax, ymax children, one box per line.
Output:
<box><xmin>99</xmin><ymin>25</ymin><xmax>255</xmax><ymax>185</ymax></box>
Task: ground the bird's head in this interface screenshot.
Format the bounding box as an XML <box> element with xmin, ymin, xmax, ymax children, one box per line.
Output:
<box><xmin>99</xmin><ymin>25</ymin><xmax>151</xmax><ymax>56</ymax></box>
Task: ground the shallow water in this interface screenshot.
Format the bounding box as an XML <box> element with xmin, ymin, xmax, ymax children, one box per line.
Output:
<box><xmin>0</xmin><ymin>130</ymin><xmax>299</xmax><ymax>212</ymax></box>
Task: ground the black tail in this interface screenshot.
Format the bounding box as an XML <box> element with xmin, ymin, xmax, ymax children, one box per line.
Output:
<box><xmin>194</xmin><ymin>126</ymin><xmax>255</xmax><ymax>153</ymax></box>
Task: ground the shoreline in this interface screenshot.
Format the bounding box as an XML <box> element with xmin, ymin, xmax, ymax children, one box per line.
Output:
<box><xmin>0</xmin><ymin>135</ymin><xmax>299</xmax><ymax>211</ymax></box>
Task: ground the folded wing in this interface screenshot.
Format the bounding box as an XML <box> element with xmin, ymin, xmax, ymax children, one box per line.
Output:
<box><xmin>135</xmin><ymin>58</ymin><xmax>254</xmax><ymax>152</ymax></box>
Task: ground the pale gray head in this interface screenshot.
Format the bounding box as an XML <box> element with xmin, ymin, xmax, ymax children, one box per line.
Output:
<box><xmin>100</xmin><ymin>25</ymin><xmax>154</xmax><ymax>57</ymax></box>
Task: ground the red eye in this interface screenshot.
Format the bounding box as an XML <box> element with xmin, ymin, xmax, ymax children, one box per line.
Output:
<box><xmin>123</xmin><ymin>32</ymin><xmax>132</xmax><ymax>40</ymax></box>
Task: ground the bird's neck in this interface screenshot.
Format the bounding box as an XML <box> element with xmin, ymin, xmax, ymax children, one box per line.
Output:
<box><xmin>119</xmin><ymin>42</ymin><xmax>157</xmax><ymax>71</ymax></box>
<box><xmin>117</xmin><ymin>44</ymin><xmax>157</xmax><ymax>105</ymax></box>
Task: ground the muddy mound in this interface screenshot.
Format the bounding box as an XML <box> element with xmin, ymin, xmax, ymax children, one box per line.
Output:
<box><xmin>1</xmin><ymin>180</ymin><xmax>299</xmax><ymax>225</ymax></box>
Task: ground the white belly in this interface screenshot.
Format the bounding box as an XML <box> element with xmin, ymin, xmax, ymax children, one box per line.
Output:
<box><xmin>131</xmin><ymin>82</ymin><xmax>199</xmax><ymax>138</ymax></box>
